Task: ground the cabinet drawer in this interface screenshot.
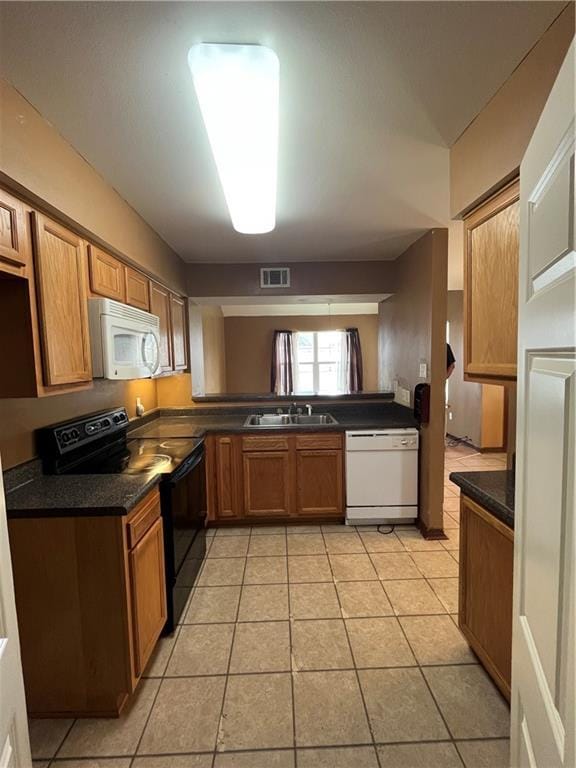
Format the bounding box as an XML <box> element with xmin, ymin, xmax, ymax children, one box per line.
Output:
<box><xmin>127</xmin><ymin>489</ymin><xmax>161</xmax><ymax>549</ymax></box>
<box><xmin>242</xmin><ymin>436</ymin><xmax>290</xmax><ymax>452</ymax></box>
<box><xmin>296</xmin><ymin>434</ymin><xmax>342</xmax><ymax>450</ymax></box>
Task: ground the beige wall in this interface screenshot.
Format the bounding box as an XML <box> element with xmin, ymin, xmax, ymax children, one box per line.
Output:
<box><xmin>450</xmin><ymin>5</ymin><xmax>574</xmax><ymax>216</ymax></box>
<box><xmin>379</xmin><ymin>229</ymin><xmax>448</xmax><ymax>535</ymax></box>
<box><xmin>0</xmin><ymin>379</ymin><xmax>158</xmax><ymax>470</ymax></box>
<box><xmin>0</xmin><ymin>79</ymin><xmax>192</xmax><ymax>469</ymax></box>
<box><xmin>224</xmin><ymin>314</ymin><xmax>379</xmax><ymax>394</ymax></box>
<box><xmin>446</xmin><ymin>291</ymin><xmax>482</xmax><ymax>445</ymax></box>
<box><xmin>202</xmin><ymin>306</ymin><xmax>227</xmax><ymax>394</ymax></box>
<box><xmin>187</xmin><ymin>261</ymin><xmax>397</xmax><ymax>297</ymax></box>
<box><xmin>0</xmin><ymin>79</ymin><xmax>186</xmax><ymax>292</ymax></box>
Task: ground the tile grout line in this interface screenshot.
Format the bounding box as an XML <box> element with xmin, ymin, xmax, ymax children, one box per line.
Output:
<box><xmin>319</xmin><ymin>526</ymin><xmax>383</xmax><ymax>768</ymax></box>
<box><xmin>129</xmin><ymin>597</ymin><xmax>189</xmax><ymax>765</ymax></box>
<box><xmin>285</xmin><ymin>524</ymin><xmax>298</xmax><ymax>768</ymax></box>
<box><xmin>392</xmin><ymin>606</ymin><xmax>465</xmax><ymax>763</ymax></box>
<box><xmin>210</xmin><ymin>528</ymin><xmax>251</xmax><ymax>767</ymax></box>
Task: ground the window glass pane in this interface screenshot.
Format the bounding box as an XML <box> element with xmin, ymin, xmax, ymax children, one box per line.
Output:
<box><xmin>296</xmin><ymin>363</ymin><xmax>314</xmax><ymax>394</ymax></box>
<box><xmin>317</xmin><ymin>331</ymin><xmax>342</xmax><ymax>362</ymax></box>
<box><xmin>297</xmin><ymin>332</ymin><xmax>314</xmax><ymax>363</ymax></box>
<box><xmin>319</xmin><ymin>362</ymin><xmax>342</xmax><ymax>394</ymax></box>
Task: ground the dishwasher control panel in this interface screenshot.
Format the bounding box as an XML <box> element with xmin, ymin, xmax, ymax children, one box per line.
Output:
<box><xmin>345</xmin><ymin>429</ymin><xmax>419</xmax><ymax>452</ymax></box>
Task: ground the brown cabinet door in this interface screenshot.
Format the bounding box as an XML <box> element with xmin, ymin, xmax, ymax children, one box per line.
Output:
<box><xmin>125</xmin><ymin>267</ymin><xmax>150</xmax><ymax>311</ymax></box>
<box><xmin>149</xmin><ymin>282</ymin><xmax>172</xmax><ymax>373</ymax></box>
<box><xmin>243</xmin><ymin>452</ymin><xmax>291</xmax><ymax>517</ymax></box>
<box><xmin>170</xmin><ymin>294</ymin><xmax>188</xmax><ymax>371</ymax></box>
<box><xmin>0</xmin><ymin>188</ymin><xmax>29</xmax><ymax>275</ymax></box>
<box><xmin>296</xmin><ymin>450</ymin><xmax>343</xmax><ymax>516</ymax></box>
<box><xmin>32</xmin><ymin>212</ymin><xmax>92</xmax><ymax>385</ymax></box>
<box><xmin>215</xmin><ymin>437</ymin><xmax>241</xmax><ymax>519</ymax></box>
<box><xmin>129</xmin><ymin>517</ymin><xmax>167</xmax><ymax>677</ymax></box>
<box><xmin>88</xmin><ymin>245</ymin><xmax>126</xmax><ymax>302</ymax></box>
<box><xmin>459</xmin><ymin>496</ymin><xmax>513</xmax><ymax>700</ymax></box>
<box><xmin>464</xmin><ymin>179</ymin><xmax>519</xmax><ymax>381</ymax></box>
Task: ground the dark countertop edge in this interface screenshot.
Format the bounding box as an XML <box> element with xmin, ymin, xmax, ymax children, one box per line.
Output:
<box><xmin>191</xmin><ymin>392</ymin><xmax>395</xmax><ymax>403</ymax></box>
<box><xmin>6</xmin><ymin>474</ymin><xmax>161</xmax><ymax>519</ymax></box>
<box><xmin>450</xmin><ymin>470</ymin><xmax>515</xmax><ymax>530</ymax></box>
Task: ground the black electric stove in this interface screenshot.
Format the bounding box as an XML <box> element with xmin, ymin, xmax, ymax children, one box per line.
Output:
<box><xmin>37</xmin><ymin>408</ymin><xmax>206</xmax><ymax>633</ymax></box>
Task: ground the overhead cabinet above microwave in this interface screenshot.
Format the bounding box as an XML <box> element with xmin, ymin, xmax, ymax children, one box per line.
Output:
<box><xmin>0</xmin><ymin>185</ymin><xmax>189</xmax><ymax>397</ymax></box>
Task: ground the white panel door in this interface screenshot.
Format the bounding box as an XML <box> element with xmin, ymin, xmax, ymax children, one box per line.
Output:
<box><xmin>511</xmin><ymin>42</ymin><xmax>575</xmax><ymax>768</ymax></box>
<box><xmin>0</xmin><ymin>456</ymin><xmax>31</xmax><ymax>767</ymax></box>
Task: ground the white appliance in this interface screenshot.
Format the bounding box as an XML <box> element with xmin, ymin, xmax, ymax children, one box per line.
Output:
<box><xmin>345</xmin><ymin>428</ymin><xmax>419</xmax><ymax>524</ymax></box>
<box><xmin>88</xmin><ymin>298</ymin><xmax>161</xmax><ymax>380</ymax></box>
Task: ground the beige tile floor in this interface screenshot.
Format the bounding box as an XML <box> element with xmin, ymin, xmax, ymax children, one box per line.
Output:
<box><xmin>31</xmin><ymin>446</ymin><xmax>510</xmax><ymax>768</ymax></box>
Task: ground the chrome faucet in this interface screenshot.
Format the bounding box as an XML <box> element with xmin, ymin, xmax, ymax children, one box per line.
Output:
<box><xmin>305</xmin><ymin>403</ymin><xmax>313</xmax><ymax>416</ymax></box>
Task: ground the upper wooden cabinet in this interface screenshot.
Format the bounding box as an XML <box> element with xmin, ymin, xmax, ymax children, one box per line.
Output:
<box><xmin>170</xmin><ymin>293</ymin><xmax>188</xmax><ymax>371</ymax></box>
<box><xmin>0</xmin><ymin>188</ymin><xmax>30</xmax><ymax>276</ymax></box>
<box><xmin>88</xmin><ymin>245</ymin><xmax>126</xmax><ymax>302</ymax></box>
<box><xmin>32</xmin><ymin>212</ymin><xmax>92</xmax><ymax>386</ymax></box>
<box><xmin>150</xmin><ymin>282</ymin><xmax>172</xmax><ymax>373</ymax></box>
<box><xmin>125</xmin><ymin>266</ymin><xmax>150</xmax><ymax>311</ymax></box>
<box><xmin>463</xmin><ymin>179</ymin><xmax>519</xmax><ymax>382</ymax></box>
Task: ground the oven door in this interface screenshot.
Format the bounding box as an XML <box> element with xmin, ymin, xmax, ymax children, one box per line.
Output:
<box><xmin>100</xmin><ymin>314</ymin><xmax>160</xmax><ymax>379</ymax></box>
<box><xmin>160</xmin><ymin>445</ymin><xmax>206</xmax><ymax>634</ymax></box>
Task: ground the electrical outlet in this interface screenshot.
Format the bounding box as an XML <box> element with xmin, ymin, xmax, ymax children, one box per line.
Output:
<box><xmin>448</xmin><ymin>411</ymin><xmax>453</xmax><ymax>421</ymax></box>
<box><xmin>419</xmin><ymin>362</ymin><xmax>427</xmax><ymax>378</ymax></box>
<box><xmin>396</xmin><ymin>386</ymin><xmax>411</xmax><ymax>407</ymax></box>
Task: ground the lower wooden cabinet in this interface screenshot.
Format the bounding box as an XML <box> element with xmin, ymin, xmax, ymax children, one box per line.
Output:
<box><xmin>243</xmin><ymin>451</ymin><xmax>292</xmax><ymax>517</ymax></box>
<box><xmin>296</xmin><ymin>449</ymin><xmax>343</xmax><ymax>516</ymax></box>
<box><xmin>459</xmin><ymin>494</ymin><xmax>514</xmax><ymax>700</ymax></box>
<box><xmin>129</xmin><ymin>517</ymin><xmax>167</xmax><ymax>677</ymax></box>
<box><xmin>207</xmin><ymin>432</ymin><xmax>344</xmax><ymax>523</ymax></box>
<box><xmin>8</xmin><ymin>487</ymin><xmax>166</xmax><ymax>716</ymax></box>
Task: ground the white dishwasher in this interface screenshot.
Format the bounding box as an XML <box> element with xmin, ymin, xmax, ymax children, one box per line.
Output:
<box><xmin>345</xmin><ymin>428</ymin><xmax>419</xmax><ymax>525</ymax></box>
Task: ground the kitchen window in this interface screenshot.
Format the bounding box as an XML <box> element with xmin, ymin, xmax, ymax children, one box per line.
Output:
<box><xmin>294</xmin><ymin>331</ymin><xmax>346</xmax><ymax>394</ymax></box>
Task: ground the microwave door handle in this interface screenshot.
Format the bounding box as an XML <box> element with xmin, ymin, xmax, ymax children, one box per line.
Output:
<box><xmin>142</xmin><ymin>332</ymin><xmax>160</xmax><ymax>376</ymax></box>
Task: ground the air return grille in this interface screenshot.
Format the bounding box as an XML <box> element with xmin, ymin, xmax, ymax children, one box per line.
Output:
<box><xmin>260</xmin><ymin>267</ymin><xmax>290</xmax><ymax>288</ymax></box>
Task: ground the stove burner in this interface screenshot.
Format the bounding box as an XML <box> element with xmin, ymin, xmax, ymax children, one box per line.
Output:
<box><xmin>124</xmin><ymin>454</ymin><xmax>172</xmax><ymax>474</ymax></box>
<box><xmin>159</xmin><ymin>440</ymin><xmax>189</xmax><ymax>450</ymax></box>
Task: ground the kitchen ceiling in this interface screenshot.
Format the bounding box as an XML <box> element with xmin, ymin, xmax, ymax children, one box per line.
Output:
<box><xmin>0</xmin><ymin>2</ymin><xmax>563</xmax><ymax>264</ymax></box>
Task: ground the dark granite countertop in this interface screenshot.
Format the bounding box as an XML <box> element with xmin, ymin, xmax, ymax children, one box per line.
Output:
<box><xmin>450</xmin><ymin>470</ymin><xmax>515</xmax><ymax>529</ymax></box>
<box><xmin>193</xmin><ymin>391</ymin><xmax>395</xmax><ymax>403</ymax></box>
<box><xmin>5</xmin><ymin>471</ymin><xmax>161</xmax><ymax>519</ymax></box>
<box><xmin>4</xmin><ymin>402</ymin><xmax>417</xmax><ymax>519</ymax></box>
<box><xmin>128</xmin><ymin>402</ymin><xmax>417</xmax><ymax>438</ymax></box>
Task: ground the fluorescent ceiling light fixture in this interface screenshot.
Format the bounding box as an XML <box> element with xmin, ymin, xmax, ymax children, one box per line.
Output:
<box><xmin>188</xmin><ymin>43</ymin><xmax>279</xmax><ymax>234</ymax></box>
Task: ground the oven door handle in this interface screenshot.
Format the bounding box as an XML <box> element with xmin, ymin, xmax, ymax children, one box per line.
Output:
<box><xmin>167</xmin><ymin>444</ymin><xmax>205</xmax><ymax>484</ymax></box>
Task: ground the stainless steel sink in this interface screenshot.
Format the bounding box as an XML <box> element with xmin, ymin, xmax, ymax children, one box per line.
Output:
<box><xmin>245</xmin><ymin>414</ymin><xmax>293</xmax><ymax>426</ymax></box>
<box><xmin>243</xmin><ymin>413</ymin><xmax>338</xmax><ymax>428</ymax></box>
<box><xmin>291</xmin><ymin>414</ymin><xmax>337</xmax><ymax>425</ymax></box>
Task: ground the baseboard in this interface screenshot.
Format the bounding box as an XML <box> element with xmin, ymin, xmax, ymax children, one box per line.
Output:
<box><xmin>417</xmin><ymin>517</ymin><xmax>448</xmax><ymax>540</ymax></box>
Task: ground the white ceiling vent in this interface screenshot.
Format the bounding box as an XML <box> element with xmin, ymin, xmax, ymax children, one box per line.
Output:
<box><xmin>260</xmin><ymin>267</ymin><xmax>290</xmax><ymax>289</ymax></box>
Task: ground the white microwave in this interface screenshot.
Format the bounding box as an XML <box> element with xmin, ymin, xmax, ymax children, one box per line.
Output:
<box><xmin>88</xmin><ymin>298</ymin><xmax>161</xmax><ymax>380</ymax></box>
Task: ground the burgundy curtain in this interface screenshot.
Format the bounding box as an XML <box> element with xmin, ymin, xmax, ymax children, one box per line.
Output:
<box><xmin>270</xmin><ymin>330</ymin><xmax>294</xmax><ymax>395</ymax></box>
<box><xmin>346</xmin><ymin>328</ymin><xmax>363</xmax><ymax>393</ymax></box>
